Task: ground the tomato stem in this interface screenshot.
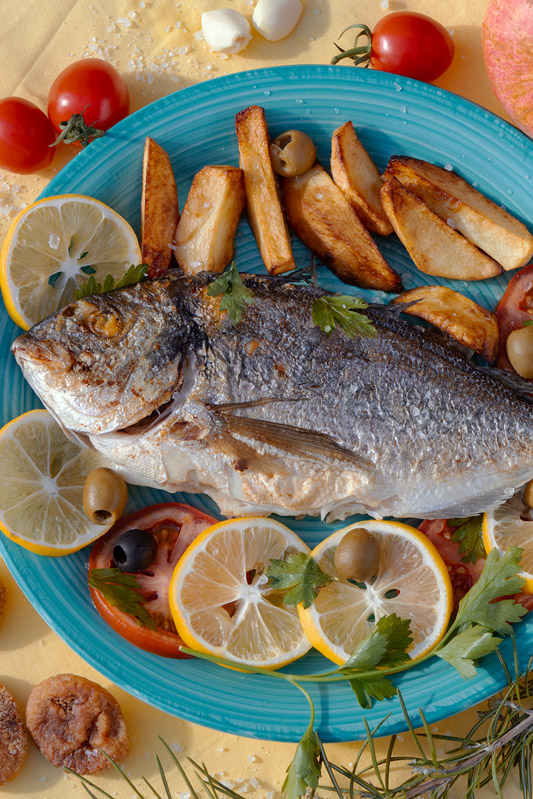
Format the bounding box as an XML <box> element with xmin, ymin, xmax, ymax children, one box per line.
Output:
<box><xmin>331</xmin><ymin>23</ymin><xmax>372</xmax><ymax>67</ymax></box>
<box><xmin>50</xmin><ymin>107</ymin><xmax>105</xmax><ymax>148</ymax></box>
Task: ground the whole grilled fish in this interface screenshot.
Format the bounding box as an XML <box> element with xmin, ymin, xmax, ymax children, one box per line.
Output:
<box><xmin>11</xmin><ymin>272</ymin><xmax>533</xmax><ymax>521</ymax></box>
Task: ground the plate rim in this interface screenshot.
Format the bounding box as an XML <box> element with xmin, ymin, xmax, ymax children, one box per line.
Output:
<box><xmin>1</xmin><ymin>63</ymin><xmax>532</xmax><ymax>743</ymax></box>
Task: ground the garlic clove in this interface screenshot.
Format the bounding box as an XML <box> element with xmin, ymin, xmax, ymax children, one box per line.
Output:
<box><xmin>252</xmin><ymin>0</ymin><xmax>303</xmax><ymax>42</ymax></box>
<box><xmin>201</xmin><ymin>9</ymin><xmax>252</xmax><ymax>54</ymax></box>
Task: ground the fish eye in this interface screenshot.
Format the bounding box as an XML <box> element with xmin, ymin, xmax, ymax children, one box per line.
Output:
<box><xmin>88</xmin><ymin>311</ymin><xmax>123</xmax><ymax>338</ymax></box>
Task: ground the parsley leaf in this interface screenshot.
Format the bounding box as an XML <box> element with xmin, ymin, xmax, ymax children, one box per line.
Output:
<box><xmin>75</xmin><ymin>263</ymin><xmax>148</xmax><ymax>300</ymax></box>
<box><xmin>448</xmin><ymin>516</ymin><xmax>486</xmax><ymax>564</ymax></box>
<box><xmin>339</xmin><ymin>615</ymin><xmax>412</xmax><ymax>708</ymax></box>
<box><xmin>453</xmin><ymin>546</ymin><xmax>527</xmax><ymax>635</ymax></box>
<box><xmin>349</xmin><ymin>675</ymin><xmax>397</xmax><ymax>708</ymax></box>
<box><xmin>436</xmin><ymin>625</ymin><xmax>502</xmax><ymax>679</ymax></box>
<box><xmin>281</xmin><ymin>722</ymin><xmax>321</xmax><ymax>799</ymax></box>
<box><xmin>343</xmin><ymin>613</ymin><xmax>412</xmax><ymax>671</ymax></box>
<box><xmin>265</xmin><ymin>552</ymin><xmax>333</xmax><ymax>609</ymax></box>
<box><xmin>88</xmin><ymin>567</ymin><xmax>156</xmax><ymax>631</ymax></box>
<box><xmin>206</xmin><ymin>261</ymin><xmax>254</xmax><ymax>324</ymax></box>
<box><xmin>312</xmin><ymin>295</ymin><xmax>377</xmax><ymax>339</ymax></box>
<box><xmin>523</xmin><ymin>319</ymin><xmax>533</xmax><ymax>327</ymax></box>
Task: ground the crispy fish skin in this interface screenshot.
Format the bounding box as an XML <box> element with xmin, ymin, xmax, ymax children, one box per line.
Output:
<box><xmin>12</xmin><ymin>273</ymin><xmax>533</xmax><ymax>521</ymax></box>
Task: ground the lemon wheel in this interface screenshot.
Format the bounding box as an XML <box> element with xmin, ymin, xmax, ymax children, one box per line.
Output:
<box><xmin>483</xmin><ymin>489</ymin><xmax>533</xmax><ymax>592</ymax></box>
<box><xmin>0</xmin><ymin>410</ymin><xmax>112</xmax><ymax>555</ymax></box>
<box><xmin>169</xmin><ymin>517</ymin><xmax>312</xmax><ymax>669</ymax></box>
<box><xmin>298</xmin><ymin>520</ymin><xmax>453</xmax><ymax>665</ymax></box>
<box><xmin>0</xmin><ymin>194</ymin><xmax>141</xmax><ymax>330</ymax></box>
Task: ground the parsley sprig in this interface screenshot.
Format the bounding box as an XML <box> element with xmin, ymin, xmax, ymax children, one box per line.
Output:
<box><xmin>448</xmin><ymin>515</ymin><xmax>486</xmax><ymax>563</ymax></box>
<box><xmin>75</xmin><ymin>263</ymin><xmax>148</xmax><ymax>300</ymax></box>
<box><xmin>312</xmin><ymin>294</ymin><xmax>377</xmax><ymax>338</ymax></box>
<box><xmin>206</xmin><ymin>262</ymin><xmax>254</xmax><ymax>324</ymax></box>
<box><xmin>88</xmin><ymin>567</ymin><xmax>156</xmax><ymax>630</ymax></box>
<box><xmin>265</xmin><ymin>551</ymin><xmax>333</xmax><ymax>608</ymax></box>
<box><xmin>182</xmin><ymin>546</ymin><xmax>527</xmax><ymax>799</ymax></box>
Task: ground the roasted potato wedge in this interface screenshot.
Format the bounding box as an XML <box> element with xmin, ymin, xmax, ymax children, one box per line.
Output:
<box><xmin>331</xmin><ymin>121</ymin><xmax>393</xmax><ymax>236</ymax></box>
<box><xmin>383</xmin><ymin>156</ymin><xmax>533</xmax><ymax>271</ymax></box>
<box><xmin>141</xmin><ymin>137</ymin><xmax>179</xmax><ymax>279</ymax></box>
<box><xmin>283</xmin><ymin>162</ymin><xmax>402</xmax><ymax>292</ymax></box>
<box><xmin>235</xmin><ymin>105</ymin><xmax>296</xmax><ymax>274</ymax></box>
<box><xmin>391</xmin><ymin>285</ymin><xmax>499</xmax><ymax>362</ymax></box>
<box><xmin>380</xmin><ymin>177</ymin><xmax>502</xmax><ymax>281</ymax></box>
<box><xmin>174</xmin><ymin>165</ymin><xmax>245</xmax><ymax>275</ymax></box>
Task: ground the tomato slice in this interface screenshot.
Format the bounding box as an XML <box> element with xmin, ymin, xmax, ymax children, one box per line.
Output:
<box><xmin>495</xmin><ymin>263</ymin><xmax>533</xmax><ymax>372</ymax></box>
<box><xmin>89</xmin><ymin>503</ymin><xmax>216</xmax><ymax>658</ymax></box>
<box><xmin>418</xmin><ymin>519</ymin><xmax>485</xmax><ymax>612</ymax></box>
<box><xmin>419</xmin><ymin>519</ymin><xmax>533</xmax><ymax>612</ymax></box>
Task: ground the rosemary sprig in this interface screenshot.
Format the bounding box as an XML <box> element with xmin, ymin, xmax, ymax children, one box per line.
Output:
<box><xmin>65</xmin><ymin>651</ymin><xmax>533</xmax><ymax>799</ymax></box>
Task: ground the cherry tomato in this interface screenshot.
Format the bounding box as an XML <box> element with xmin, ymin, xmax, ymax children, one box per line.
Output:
<box><xmin>0</xmin><ymin>97</ymin><xmax>55</xmax><ymax>174</ymax></box>
<box><xmin>47</xmin><ymin>58</ymin><xmax>130</xmax><ymax>140</ymax></box>
<box><xmin>494</xmin><ymin>263</ymin><xmax>533</xmax><ymax>372</ymax></box>
<box><xmin>89</xmin><ymin>503</ymin><xmax>216</xmax><ymax>658</ymax></box>
<box><xmin>371</xmin><ymin>12</ymin><xmax>455</xmax><ymax>82</ymax></box>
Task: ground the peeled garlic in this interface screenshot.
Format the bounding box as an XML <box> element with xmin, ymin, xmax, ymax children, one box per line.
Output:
<box><xmin>201</xmin><ymin>9</ymin><xmax>252</xmax><ymax>54</ymax></box>
<box><xmin>252</xmin><ymin>0</ymin><xmax>303</xmax><ymax>42</ymax></box>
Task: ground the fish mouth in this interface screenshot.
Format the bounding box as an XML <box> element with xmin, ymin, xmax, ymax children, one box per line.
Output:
<box><xmin>12</xmin><ymin>335</ymin><xmax>74</xmax><ymax>374</ymax></box>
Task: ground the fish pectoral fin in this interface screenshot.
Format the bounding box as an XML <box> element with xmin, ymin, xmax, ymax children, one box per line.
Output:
<box><xmin>211</xmin><ymin>430</ymin><xmax>286</xmax><ymax>477</ymax></box>
<box><xmin>415</xmin><ymin>484</ymin><xmax>525</xmax><ymax>520</ymax></box>
<box><xmin>221</xmin><ymin>414</ymin><xmax>371</xmax><ymax>470</ymax></box>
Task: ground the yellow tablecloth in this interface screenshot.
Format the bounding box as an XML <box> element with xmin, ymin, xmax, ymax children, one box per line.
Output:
<box><xmin>0</xmin><ymin>1</ymin><xmax>524</xmax><ymax>797</ymax></box>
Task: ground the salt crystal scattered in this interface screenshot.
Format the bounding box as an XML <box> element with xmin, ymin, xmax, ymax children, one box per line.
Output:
<box><xmin>381</xmin><ymin>0</ymin><xmax>389</xmax><ymax>7</ymax></box>
<box><xmin>249</xmin><ymin>777</ymin><xmax>261</xmax><ymax>788</ymax></box>
<box><xmin>49</xmin><ymin>233</ymin><xmax>60</xmax><ymax>249</ymax></box>
<box><xmin>39</xmin><ymin>776</ymin><xmax>47</xmax><ymax>782</ymax></box>
<box><xmin>315</xmin><ymin>193</ymin><xmax>323</xmax><ymax>200</ymax></box>
<box><xmin>400</xmin><ymin>105</ymin><xmax>407</xmax><ymax>114</ymax></box>
<box><xmin>218</xmin><ymin>746</ymin><xmax>228</xmax><ymax>752</ymax></box>
<box><xmin>248</xmin><ymin>754</ymin><xmax>257</xmax><ymax>762</ymax></box>
<box><xmin>177</xmin><ymin>45</ymin><xmax>189</xmax><ymax>55</ymax></box>
<box><xmin>394</xmin><ymin>82</ymin><xmax>402</xmax><ymax>92</ymax></box>
<box><xmin>444</xmin><ymin>163</ymin><xmax>453</xmax><ymax>171</ymax></box>
<box><xmin>446</xmin><ymin>218</ymin><xmax>456</xmax><ymax>228</ymax></box>
<box><xmin>324</xmin><ymin>325</ymin><xmax>331</xmax><ymax>333</ymax></box>
<box><xmin>138</xmin><ymin>1</ymin><xmax>145</xmax><ymax>6</ymax></box>
<box><xmin>257</xmin><ymin>574</ymin><xmax>268</xmax><ymax>585</ymax></box>
<box><xmin>314</xmin><ymin>7</ymin><xmax>320</xmax><ymax>12</ymax></box>
<box><xmin>128</xmin><ymin>10</ymin><xmax>136</xmax><ymax>18</ymax></box>
<box><xmin>194</xmin><ymin>30</ymin><xmax>205</xmax><ymax>40</ymax></box>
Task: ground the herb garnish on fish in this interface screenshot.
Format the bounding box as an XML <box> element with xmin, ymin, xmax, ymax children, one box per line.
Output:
<box><xmin>75</xmin><ymin>263</ymin><xmax>148</xmax><ymax>300</ymax></box>
<box><xmin>311</xmin><ymin>294</ymin><xmax>377</xmax><ymax>338</ymax></box>
<box><xmin>207</xmin><ymin>261</ymin><xmax>255</xmax><ymax>323</ymax></box>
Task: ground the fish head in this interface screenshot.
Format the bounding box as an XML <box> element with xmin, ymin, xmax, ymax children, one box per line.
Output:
<box><xmin>12</xmin><ymin>283</ymin><xmax>192</xmax><ymax>434</ymax></box>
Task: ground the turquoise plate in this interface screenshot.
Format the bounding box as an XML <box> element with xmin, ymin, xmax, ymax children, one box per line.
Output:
<box><xmin>0</xmin><ymin>65</ymin><xmax>531</xmax><ymax>742</ymax></box>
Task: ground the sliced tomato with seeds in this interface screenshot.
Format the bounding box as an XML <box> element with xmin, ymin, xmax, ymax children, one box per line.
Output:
<box><xmin>495</xmin><ymin>263</ymin><xmax>533</xmax><ymax>372</ymax></box>
<box><xmin>89</xmin><ymin>503</ymin><xmax>217</xmax><ymax>657</ymax></box>
<box><xmin>418</xmin><ymin>519</ymin><xmax>485</xmax><ymax>612</ymax></box>
<box><xmin>419</xmin><ymin>519</ymin><xmax>533</xmax><ymax>612</ymax></box>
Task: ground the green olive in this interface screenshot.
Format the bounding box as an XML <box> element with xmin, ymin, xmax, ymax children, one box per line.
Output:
<box><xmin>269</xmin><ymin>130</ymin><xmax>316</xmax><ymax>177</ymax></box>
<box><xmin>334</xmin><ymin>528</ymin><xmax>381</xmax><ymax>583</ymax></box>
<box><xmin>524</xmin><ymin>480</ymin><xmax>533</xmax><ymax>510</ymax></box>
<box><xmin>506</xmin><ymin>325</ymin><xmax>533</xmax><ymax>379</ymax></box>
<box><xmin>83</xmin><ymin>467</ymin><xmax>128</xmax><ymax>525</ymax></box>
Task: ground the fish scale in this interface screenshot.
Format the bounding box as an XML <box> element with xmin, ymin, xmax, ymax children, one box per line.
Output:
<box><xmin>11</xmin><ymin>271</ymin><xmax>533</xmax><ymax>522</ymax></box>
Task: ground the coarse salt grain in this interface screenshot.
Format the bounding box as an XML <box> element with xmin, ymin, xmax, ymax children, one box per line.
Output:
<box><xmin>444</xmin><ymin>163</ymin><xmax>453</xmax><ymax>171</ymax></box>
<box><xmin>194</xmin><ymin>30</ymin><xmax>205</xmax><ymax>40</ymax></box>
<box><xmin>315</xmin><ymin>193</ymin><xmax>323</xmax><ymax>199</ymax></box>
<box><xmin>381</xmin><ymin>0</ymin><xmax>389</xmax><ymax>7</ymax></box>
<box><xmin>446</xmin><ymin>218</ymin><xmax>456</xmax><ymax>228</ymax></box>
<box><xmin>48</xmin><ymin>233</ymin><xmax>60</xmax><ymax>249</ymax></box>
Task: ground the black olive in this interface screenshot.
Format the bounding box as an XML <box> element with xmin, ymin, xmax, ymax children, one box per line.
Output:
<box><xmin>112</xmin><ymin>529</ymin><xmax>158</xmax><ymax>572</ymax></box>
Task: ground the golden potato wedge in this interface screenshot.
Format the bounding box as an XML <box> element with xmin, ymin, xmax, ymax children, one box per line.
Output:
<box><xmin>383</xmin><ymin>156</ymin><xmax>533</xmax><ymax>271</ymax></box>
<box><xmin>141</xmin><ymin>137</ymin><xmax>179</xmax><ymax>279</ymax></box>
<box><xmin>282</xmin><ymin>162</ymin><xmax>402</xmax><ymax>292</ymax></box>
<box><xmin>174</xmin><ymin>165</ymin><xmax>245</xmax><ymax>275</ymax></box>
<box><xmin>380</xmin><ymin>177</ymin><xmax>502</xmax><ymax>281</ymax></box>
<box><xmin>391</xmin><ymin>285</ymin><xmax>499</xmax><ymax>363</ymax></box>
<box><xmin>331</xmin><ymin>121</ymin><xmax>393</xmax><ymax>236</ymax></box>
<box><xmin>235</xmin><ymin>105</ymin><xmax>295</xmax><ymax>274</ymax></box>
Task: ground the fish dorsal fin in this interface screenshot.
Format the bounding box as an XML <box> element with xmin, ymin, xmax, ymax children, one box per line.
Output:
<box><xmin>218</xmin><ymin>412</ymin><xmax>372</xmax><ymax>469</ymax></box>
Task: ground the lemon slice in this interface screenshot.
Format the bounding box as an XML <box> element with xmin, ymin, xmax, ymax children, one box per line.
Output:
<box><xmin>0</xmin><ymin>409</ymin><xmax>111</xmax><ymax>556</ymax></box>
<box><xmin>483</xmin><ymin>489</ymin><xmax>533</xmax><ymax>592</ymax></box>
<box><xmin>0</xmin><ymin>194</ymin><xmax>141</xmax><ymax>330</ymax></box>
<box><xmin>298</xmin><ymin>520</ymin><xmax>453</xmax><ymax>665</ymax></box>
<box><xmin>169</xmin><ymin>517</ymin><xmax>312</xmax><ymax>669</ymax></box>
